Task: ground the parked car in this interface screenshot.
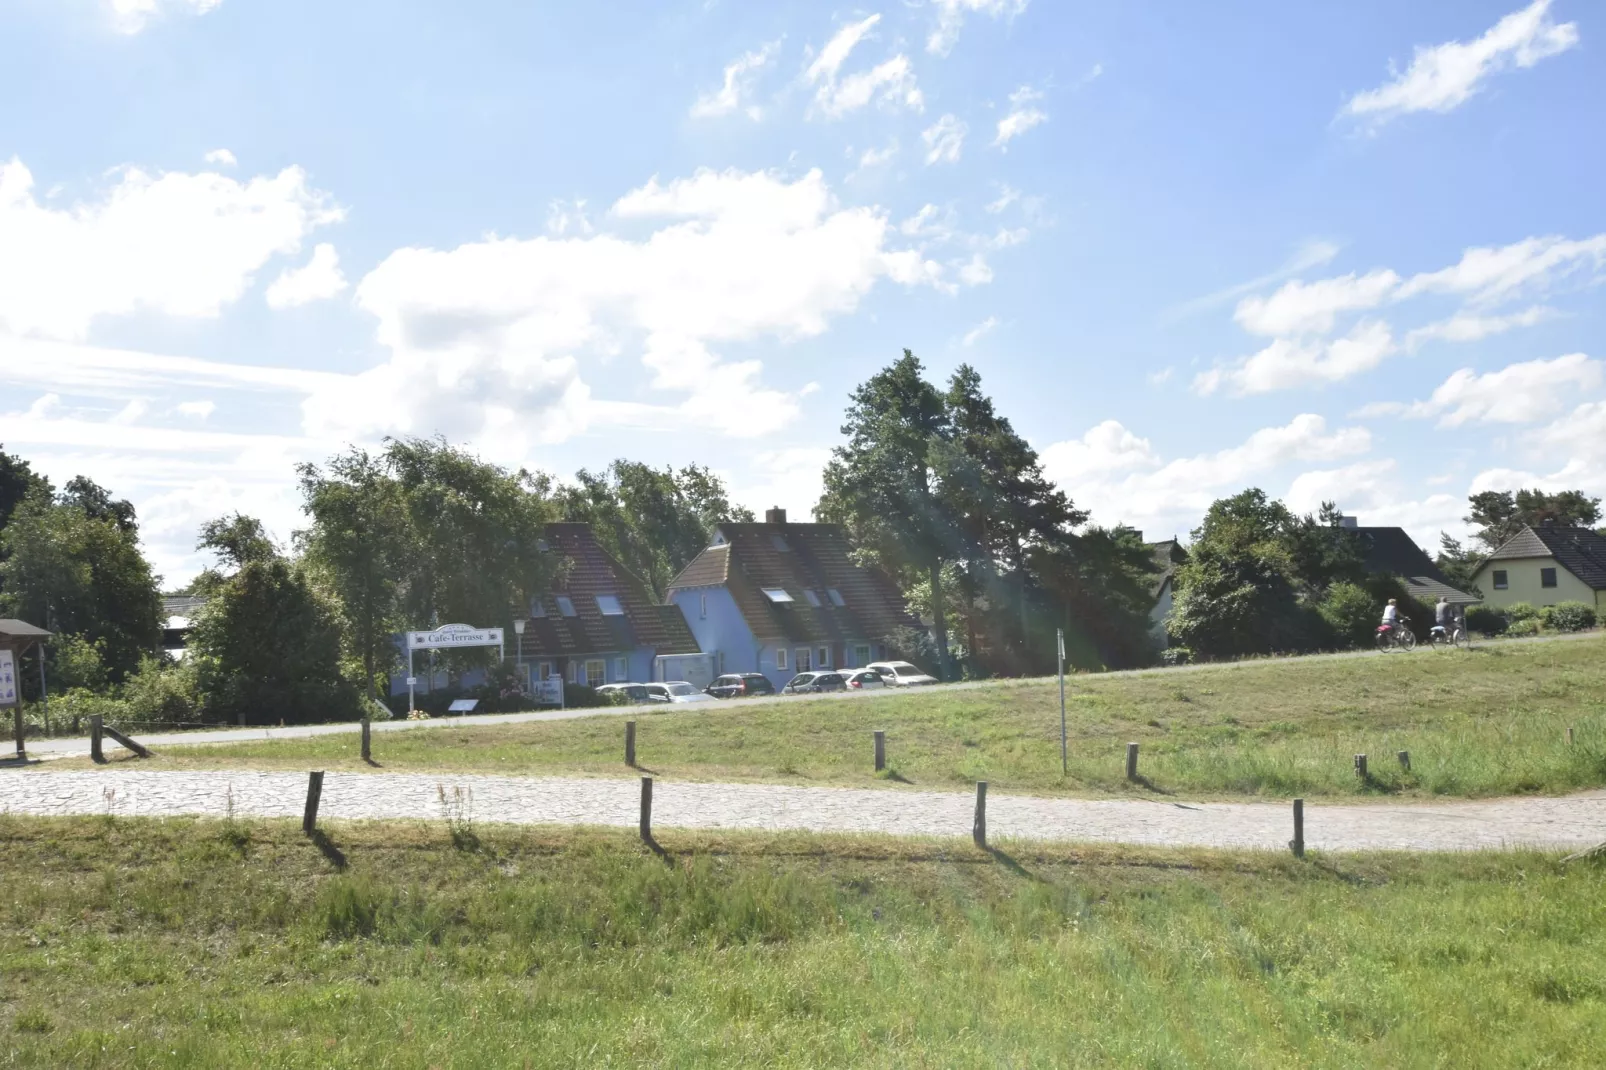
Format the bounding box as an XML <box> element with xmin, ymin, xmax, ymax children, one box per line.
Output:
<box><xmin>843</xmin><ymin>669</ymin><xmax>886</xmax><ymax>690</ymax></box>
<box><xmin>595</xmin><ymin>683</ymin><xmax>653</xmax><ymax>703</ymax></box>
<box><xmin>783</xmin><ymin>671</ymin><xmax>848</xmax><ymax>694</ymax></box>
<box><xmin>705</xmin><ymin>673</ymin><xmax>777</xmax><ymax>699</ymax></box>
<box><xmin>865</xmin><ymin>661</ymin><xmax>938</xmax><ymax>687</ymax></box>
<box><xmin>644</xmin><ymin>681</ymin><xmax>715</xmax><ymax>704</ymax></box>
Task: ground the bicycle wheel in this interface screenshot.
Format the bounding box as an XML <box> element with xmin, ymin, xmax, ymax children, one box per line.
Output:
<box><xmin>1376</xmin><ymin>631</ymin><xmax>1392</xmax><ymax>652</ymax></box>
<box><xmin>1398</xmin><ymin>627</ymin><xmax>1417</xmax><ymax>651</ymax></box>
<box><xmin>1452</xmin><ymin>628</ymin><xmax>1467</xmax><ymax>649</ymax></box>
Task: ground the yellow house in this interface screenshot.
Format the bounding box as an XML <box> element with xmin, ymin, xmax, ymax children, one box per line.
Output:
<box><xmin>1471</xmin><ymin>522</ymin><xmax>1606</xmax><ymax>613</ymax></box>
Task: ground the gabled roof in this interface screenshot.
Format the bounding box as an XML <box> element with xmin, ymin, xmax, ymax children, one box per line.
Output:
<box><xmin>1484</xmin><ymin>523</ymin><xmax>1606</xmax><ymax>590</ymax></box>
<box><xmin>518</xmin><ymin>523</ymin><xmax>700</xmax><ymax>659</ymax></box>
<box><xmin>1146</xmin><ymin>539</ymin><xmax>1187</xmax><ymax>600</ymax></box>
<box><xmin>0</xmin><ymin>618</ymin><xmax>51</xmax><ymax>641</ymax></box>
<box><xmin>668</xmin><ymin>521</ymin><xmax>915</xmax><ymax>644</ymax></box>
<box><xmin>162</xmin><ymin>595</ymin><xmax>208</xmax><ymax>617</ymax></box>
<box><xmin>1355</xmin><ymin>526</ymin><xmax>1480</xmax><ymax>604</ymax></box>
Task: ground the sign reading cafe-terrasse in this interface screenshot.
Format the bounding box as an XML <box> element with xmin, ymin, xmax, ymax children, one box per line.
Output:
<box><xmin>408</xmin><ymin>623</ymin><xmax>504</xmax><ymax>650</ymax></box>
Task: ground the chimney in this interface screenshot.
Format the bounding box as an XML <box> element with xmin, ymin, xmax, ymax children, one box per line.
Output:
<box><xmin>1339</xmin><ymin>515</ymin><xmax>1358</xmax><ymax>530</ymax></box>
<box><xmin>765</xmin><ymin>507</ymin><xmax>787</xmax><ymax>525</ymax></box>
<box><xmin>1541</xmin><ymin>517</ymin><xmax>1555</xmax><ymax>529</ymax></box>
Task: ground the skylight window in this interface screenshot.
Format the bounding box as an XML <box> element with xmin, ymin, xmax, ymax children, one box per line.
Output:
<box><xmin>803</xmin><ymin>589</ymin><xmax>821</xmax><ymax>607</ymax></box>
<box><xmin>555</xmin><ymin>596</ymin><xmax>577</xmax><ymax>617</ymax></box>
<box><xmin>762</xmin><ymin>588</ymin><xmax>794</xmax><ymax>603</ymax></box>
<box><xmin>771</xmin><ymin>535</ymin><xmax>791</xmax><ymax>552</ymax></box>
<box><xmin>827</xmin><ymin>588</ymin><xmax>846</xmax><ymax>607</ymax></box>
<box><xmin>596</xmin><ymin>595</ymin><xmax>624</xmax><ymax>616</ymax></box>
<box><xmin>529</xmin><ymin>599</ymin><xmax>547</xmax><ymax>618</ymax></box>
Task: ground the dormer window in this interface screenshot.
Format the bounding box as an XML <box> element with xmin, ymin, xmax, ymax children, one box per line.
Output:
<box><xmin>536</xmin><ymin>539</ymin><xmax>550</xmax><ymax>553</ymax></box>
<box><xmin>803</xmin><ymin>589</ymin><xmax>821</xmax><ymax>607</ymax></box>
<box><xmin>529</xmin><ymin>599</ymin><xmax>547</xmax><ymax>618</ymax></box>
<box><xmin>827</xmin><ymin>588</ymin><xmax>845</xmax><ymax>607</ymax></box>
<box><xmin>762</xmin><ymin>588</ymin><xmax>793</xmax><ymax>603</ymax></box>
<box><xmin>555</xmin><ymin>596</ymin><xmax>577</xmax><ymax>617</ymax></box>
<box><xmin>596</xmin><ymin>595</ymin><xmax>624</xmax><ymax>616</ymax></box>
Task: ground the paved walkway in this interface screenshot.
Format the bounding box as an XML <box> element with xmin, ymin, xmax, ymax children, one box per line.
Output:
<box><xmin>5</xmin><ymin>769</ymin><xmax>1604</xmax><ymax>852</ymax></box>
<box><xmin>22</xmin><ymin>631</ymin><xmax>1602</xmax><ymax>760</ymax></box>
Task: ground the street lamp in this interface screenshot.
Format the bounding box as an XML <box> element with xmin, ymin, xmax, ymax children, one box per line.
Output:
<box><xmin>513</xmin><ymin>616</ymin><xmax>527</xmax><ymax>690</ymax></box>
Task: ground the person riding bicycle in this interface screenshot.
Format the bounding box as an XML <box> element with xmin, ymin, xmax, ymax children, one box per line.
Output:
<box><xmin>1432</xmin><ymin>596</ymin><xmax>1453</xmax><ymax>637</ymax></box>
<box><xmin>1380</xmin><ymin>598</ymin><xmax>1400</xmax><ymax>632</ymax></box>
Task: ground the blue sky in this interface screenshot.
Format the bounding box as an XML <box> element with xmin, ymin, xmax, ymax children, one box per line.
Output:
<box><xmin>1</xmin><ymin>0</ymin><xmax>1602</xmax><ymax>584</ymax></box>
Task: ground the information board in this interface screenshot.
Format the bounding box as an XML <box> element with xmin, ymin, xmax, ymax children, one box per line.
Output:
<box><xmin>0</xmin><ymin>649</ymin><xmax>17</xmax><ymax>708</ymax></box>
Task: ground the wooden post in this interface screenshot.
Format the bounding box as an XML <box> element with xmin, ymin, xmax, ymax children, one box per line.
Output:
<box><xmin>873</xmin><ymin>730</ymin><xmax>886</xmax><ymax>772</ymax></box>
<box><xmin>90</xmin><ymin>715</ymin><xmax>104</xmax><ymax>764</ymax></box>
<box><xmin>1291</xmin><ymin>798</ymin><xmax>1304</xmax><ymax>858</ymax></box>
<box><xmin>625</xmin><ymin>721</ymin><xmax>637</xmax><ymax>768</ymax></box>
<box><xmin>101</xmin><ymin>724</ymin><xmax>150</xmax><ymax>759</ymax></box>
<box><xmin>1397</xmin><ymin>750</ymin><xmax>1411</xmax><ymax>772</ymax></box>
<box><xmin>973</xmin><ymin>781</ymin><xmax>988</xmax><ymax>848</ymax></box>
<box><xmin>1567</xmin><ymin>727</ymin><xmax>1575</xmax><ymax>746</ymax></box>
<box><xmin>360</xmin><ymin>718</ymin><xmax>371</xmax><ymax>761</ymax></box>
<box><xmin>1125</xmin><ymin>742</ymin><xmax>1139</xmax><ymax>781</ymax></box>
<box><xmin>12</xmin><ymin>706</ymin><xmax>22</xmax><ymax>760</ymax></box>
<box><xmin>639</xmin><ymin>776</ymin><xmax>653</xmax><ymax>844</ymax></box>
<box><xmin>302</xmin><ymin>771</ymin><xmax>324</xmax><ymax>834</ymax></box>
<box><xmin>1354</xmin><ymin>754</ymin><xmax>1368</xmax><ymax>780</ymax></box>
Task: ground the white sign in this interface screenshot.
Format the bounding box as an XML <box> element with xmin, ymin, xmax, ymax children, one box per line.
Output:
<box><xmin>407</xmin><ymin>623</ymin><xmax>504</xmax><ymax>650</ymax></box>
<box><xmin>0</xmin><ymin>649</ymin><xmax>17</xmax><ymax>707</ymax></box>
<box><xmin>535</xmin><ymin>676</ymin><xmax>564</xmax><ymax>706</ymax></box>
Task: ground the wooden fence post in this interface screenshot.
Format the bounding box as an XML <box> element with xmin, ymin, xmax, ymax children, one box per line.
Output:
<box><xmin>1354</xmin><ymin>754</ymin><xmax>1368</xmax><ymax>780</ymax></box>
<box><xmin>639</xmin><ymin>776</ymin><xmax>653</xmax><ymax>844</ymax></box>
<box><xmin>1397</xmin><ymin>750</ymin><xmax>1410</xmax><ymax>772</ymax></box>
<box><xmin>1567</xmin><ymin>727</ymin><xmax>1575</xmax><ymax>746</ymax></box>
<box><xmin>90</xmin><ymin>714</ymin><xmax>104</xmax><ymax>764</ymax></box>
<box><xmin>1291</xmin><ymin>798</ymin><xmax>1304</xmax><ymax>858</ymax></box>
<box><xmin>973</xmin><ymin>781</ymin><xmax>988</xmax><ymax>848</ymax></box>
<box><xmin>302</xmin><ymin>771</ymin><xmax>324</xmax><ymax>834</ymax></box>
<box><xmin>12</xmin><ymin>706</ymin><xmax>22</xmax><ymax>760</ymax></box>
<box><xmin>360</xmin><ymin>718</ymin><xmax>371</xmax><ymax>761</ymax></box>
<box><xmin>1125</xmin><ymin>742</ymin><xmax>1139</xmax><ymax>781</ymax></box>
<box><xmin>625</xmin><ymin>721</ymin><xmax>637</xmax><ymax>768</ymax></box>
<box><xmin>874</xmin><ymin>730</ymin><xmax>886</xmax><ymax>773</ymax></box>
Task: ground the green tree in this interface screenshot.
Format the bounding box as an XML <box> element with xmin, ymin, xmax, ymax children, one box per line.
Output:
<box><xmin>1435</xmin><ymin>534</ymin><xmax>1483</xmax><ymax>596</ymax></box>
<box><xmin>0</xmin><ymin>446</ymin><xmax>50</xmax><ymax>535</ymax></box>
<box><xmin>1466</xmin><ymin>489</ymin><xmax>1602</xmax><ymax>552</ymax></box>
<box><xmin>190</xmin><ymin>514</ymin><xmax>359</xmax><ymax>725</ymax></box>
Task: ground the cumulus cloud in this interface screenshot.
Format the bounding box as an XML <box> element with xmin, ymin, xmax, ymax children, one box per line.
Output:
<box><xmin>1404</xmin><ymin>305</ymin><xmax>1554</xmax><ymax>348</ymax></box>
<box><xmin>922</xmin><ymin>114</ymin><xmax>968</xmax><ymax>164</ymax></box>
<box><xmin>1233</xmin><ymin>270</ymin><xmax>1400</xmax><ymax>336</ymax></box>
<box><xmin>265</xmin><ymin>243</ymin><xmax>348</xmax><ymax>309</ymax></box>
<box><xmin>805</xmin><ymin>16</ymin><xmax>923</xmax><ymax>119</ymax></box>
<box><xmin>854</xmin><ymin>141</ymin><xmax>899</xmax><ymax>171</ymax></box>
<box><xmin>691</xmin><ymin>40</ymin><xmax>781</xmax><ymax>119</ymax></box>
<box><xmin>176</xmin><ymin>400</ymin><xmax>215</xmax><ymax>419</ymax></box>
<box><xmin>1367</xmin><ymin>353</ymin><xmax>1603</xmax><ymax>427</ymax></box>
<box><xmin>1194</xmin><ymin>321</ymin><xmax>1396</xmax><ymax>396</ymax></box>
<box><xmin>1342</xmin><ymin>0</ymin><xmax>1579</xmax><ymax>124</ymax></box>
<box><xmin>927</xmin><ymin>0</ymin><xmax>1029</xmax><ymax>57</ymax></box>
<box><xmin>203</xmin><ymin>148</ymin><xmax>237</xmax><ymax>167</ymax></box>
<box><xmin>994</xmin><ymin>85</ymin><xmax>1048</xmax><ymax>148</ymax></box>
<box><xmin>961</xmin><ymin>316</ymin><xmax>998</xmax><ymax>346</ymax></box>
<box><xmin>0</xmin><ymin>158</ymin><xmax>343</xmax><ymax>340</ymax></box>
<box><xmin>109</xmin><ymin>0</ymin><xmax>223</xmax><ymax>34</ymax></box>
<box><xmin>1397</xmin><ymin>233</ymin><xmax>1606</xmax><ymax>304</ymax></box>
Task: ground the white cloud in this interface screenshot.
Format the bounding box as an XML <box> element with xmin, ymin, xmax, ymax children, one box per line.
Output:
<box><xmin>0</xmin><ymin>334</ymin><xmax>351</xmax><ymax>397</ymax></box>
<box><xmin>994</xmin><ymin>85</ymin><xmax>1048</xmax><ymax>148</ymax></box>
<box><xmin>1397</xmin><ymin>233</ymin><xmax>1606</xmax><ymax>305</ymax></box>
<box><xmin>176</xmin><ymin>400</ymin><xmax>215</xmax><ymax>419</ymax></box>
<box><xmin>855</xmin><ymin>140</ymin><xmax>899</xmax><ymax>170</ymax></box>
<box><xmin>691</xmin><ymin>40</ymin><xmax>781</xmax><ymax>120</ymax></box>
<box><xmin>1383</xmin><ymin>353</ymin><xmax>1603</xmax><ymax>427</ymax></box>
<box><xmin>985</xmin><ymin>185</ymin><xmax>1021</xmax><ymax>214</ymax></box>
<box><xmin>0</xmin><ymin>158</ymin><xmax>342</xmax><ymax>340</ymax></box>
<box><xmin>1404</xmin><ymin>304</ymin><xmax>1554</xmax><ymax>348</ymax></box>
<box><xmin>1342</xmin><ymin>0</ymin><xmax>1579</xmax><ymax>124</ymax></box>
<box><xmin>957</xmin><ymin>254</ymin><xmax>994</xmax><ymax>287</ymax></box>
<box><xmin>1233</xmin><ymin>269</ymin><xmax>1399</xmax><ymax>336</ymax></box>
<box><xmin>733</xmin><ymin>446</ymin><xmax>835</xmax><ymax>522</ymax></box>
<box><xmin>304</xmin><ymin>167</ymin><xmax>944</xmax><ymax>454</ymax></box>
<box><xmin>805</xmin><ymin>16</ymin><xmax>923</xmax><ymax>119</ymax></box>
<box><xmin>899</xmin><ymin>203</ymin><xmax>955</xmax><ymax>240</ymax></box>
<box><xmin>1284</xmin><ymin>459</ymin><xmax>1467</xmax><ymax>546</ymax></box>
<box><xmin>922</xmin><ymin>114</ymin><xmax>968</xmax><ymax>164</ymax></box>
<box><xmin>927</xmin><ymin>0</ymin><xmax>1029</xmax><ymax>57</ymax></box>
<box><xmin>1162</xmin><ymin>240</ymin><xmax>1342</xmax><ymax>322</ymax></box>
<box><xmin>1040</xmin><ymin>420</ymin><xmax>1161</xmax><ymax>485</ymax></box>
<box><xmin>264</xmin><ymin>243</ymin><xmax>348</xmax><ymax>309</ymax></box>
<box><xmin>1195</xmin><ymin>321</ymin><xmax>1396</xmax><ymax>396</ymax></box>
<box><xmin>203</xmin><ymin>148</ymin><xmax>237</xmax><ymax>167</ymax></box>
<box><xmin>961</xmin><ymin>316</ymin><xmax>998</xmax><ymax>346</ymax></box>
<box><xmin>109</xmin><ymin>0</ymin><xmax>223</xmax><ymax>34</ymax></box>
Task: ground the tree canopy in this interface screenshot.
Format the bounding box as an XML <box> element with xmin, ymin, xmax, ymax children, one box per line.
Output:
<box><xmin>1465</xmin><ymin>489</ymin><xmax>1602</xmax><ymax>552</ymax></box>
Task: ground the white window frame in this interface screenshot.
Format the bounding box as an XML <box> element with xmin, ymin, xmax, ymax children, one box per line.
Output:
<box><xmin>585</xmin><ymin>659</ymin><xmax>606</xmax><ymax>687</ymax></box>
<box><xmin>854</xmin><ymin>643</ymin><xmax>871</xmax><ymax>667</ymax></box>
<box><xmin>771</xmin><ymin>535</ymin><xmax>790</xmax><ymax>552</ymax></box>
<box><xmin>614</xmin><ymin>656</ymin><xmax>628</xmax><ymax>681</ymax></box>
<box><xmin>776</xmin><ymin>647</ymin><xmax>789</xmax><ymax>671</ymax></box>
<box><xmin>529</xmin><ymin>599</ymin><xmax>547</xmax><ymax>617</ymax></box>
<box><xmin>762</xmin><ymin>588</ymin><xmax>793</xmax><ymax>603</ymax></box>
<box><xmin>568</xmin><ymin>661</ymin><xmax>580</xmax><ymax>684</ymax></box>
<box><xmin>817</xmin><ymin>645</ymin><xmax>830</xmax><ymax>668</ymax></box>
<box><xmin>827</xmin><ymin>588</ymin><xmax>846</xmax><ymax>607</ymax></box>
<box><xmin>537</xmin><ymin>661</ymin><xmax>554</xmax><ymax>682</ymax></box>
<box><xmin>795</xmin><ymin>648</ymin><xmax>812</xmax><ymax>672</ymax></box>
<box><xmin>556</xmin><ymin>596</ymin><xmax>578</xmax><ymax>617</ymax></box>
<box><xmin>699</xmin><ymin>592</ymin><xmax>708</xmax><ymax>619</ymax></box>
<box><xmin>596</xmin><ymin>594</ymin><xmax>625</xmax><ymax>616</ymax></box>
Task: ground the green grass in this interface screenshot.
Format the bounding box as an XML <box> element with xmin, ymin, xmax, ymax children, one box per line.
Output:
<box><xmin>96</xmin><ymin>635</ymin><xmax>1606</xmax><ymax>800</ymax></box>
<box><xmin>2</xmin><ymin>815</ymin><xmax>1603</xmax><ymax>1067</ymax></box>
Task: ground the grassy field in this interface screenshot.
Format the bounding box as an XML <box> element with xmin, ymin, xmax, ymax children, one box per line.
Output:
<box><xmin>104</xmin><ymin>636</ymin><xmax>1606</xmax><ymax>800</ymax></box>
<box><xmin>2</xmin><ymin>816</ymin><xmax>1603</xmax><ymax>1068</ymax></box>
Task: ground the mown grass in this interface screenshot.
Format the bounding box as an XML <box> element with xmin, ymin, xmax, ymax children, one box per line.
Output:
<box><xmin>2</xmin><ymin>815</ymin><xmax>1604</xmax><ymax>1068</ymax></box>
<box><xmin>92</xmin><ymin>635</ymin><xmax>1606</xmax><ymax>800</ymax></box>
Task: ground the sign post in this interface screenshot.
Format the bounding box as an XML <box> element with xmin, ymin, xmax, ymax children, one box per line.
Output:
<box><xmin>404</xmin><ymin>624</ymin><xmax>506</xmax><ymax>716</ymax></box>
<box><xmin>1057</xmin><ymin>628</ymin><xmax>1067</xmax><ymax>777</ymax></box>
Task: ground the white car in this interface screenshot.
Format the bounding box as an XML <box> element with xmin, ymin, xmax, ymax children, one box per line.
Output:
<box><xmin>865</xmin><ymin>661</ymin><xmax>938</xmax><ymax>687</ymax></box>
<box><xmin>644</xmin><ymin>681</ymin><xmax>716</xmax><ymax>704</ymax></box>
<box><xmin>843</xmin><ymin>669</ymin><xmax>886</xmax><ymax>691</ymax></box>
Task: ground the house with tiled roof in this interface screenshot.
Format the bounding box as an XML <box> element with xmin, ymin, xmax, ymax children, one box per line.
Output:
<box><xmin>1144</xmin><ymin>538</ymin><xmax>1188</xmax><ymax>649</ymax></box>
<box><xmin>665</xmin><ymin>508</ymin><xmax>917</xmax><ymax>690</ymax></box>
<box><xmin>1471</xmin><ymin>520</ymin><xmax>1606</xmax><ymax>614</ymax></box>
<box><xmin>1342</xmin><ymin>518</ymin><xmax>1480</xmax><ymax>606</ymax></box>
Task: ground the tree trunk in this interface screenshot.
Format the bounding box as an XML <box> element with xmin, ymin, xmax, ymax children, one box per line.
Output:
<box><xmin>931</xmin><ymin>560</ymin><xmax>951</xmax><ymax>681</ymax></box>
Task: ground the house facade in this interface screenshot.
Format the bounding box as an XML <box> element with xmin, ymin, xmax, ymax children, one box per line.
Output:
<box><xmin>1145</xmin><ymin>538</ymin><xmax>1187</xmax><ymax>649</ymax></box>
<box><xmin>1471</xmin><ymin>521</ymin><xmax>1606</xmax><ymax>613</ymax></box>
<box><xmin>665</xmin><ymin>508</ymin><xmax>916</xmax><ymax>690</ymax></box>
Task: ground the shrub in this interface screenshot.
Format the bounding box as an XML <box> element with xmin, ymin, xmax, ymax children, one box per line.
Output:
<box><xmin>1506</xmin><ymin>617</ymin><xmax>1542</xmax><ymax>637</ymax></box>
<box><xmin>1464</xmin><ymin>605</ymin><xmax>1507</xmax><ymax>637</ymax></box>
<box><xmin>1505</xmin><ymin>602</ymin><xmax>1539</xmax><ymax>622</ymax></box>
<box><xmin>49</xmin><ymin>688</ymin><xmax>132</xmax><ymax>733</ymax></box>
<box><xmin>120</xmin><ymin>655</ymin><xmax>198</xmax><ymax>721</ymax></box>
<box><xmin>1317</xmin><ymin>582</ymin><xmax>1377</xmax><ymax>649</ymax></box>
<box><xmin>1540</xmin><ymin>601</ymin><xmax>1597</xmax><ymax>633</ymax></box>
<box><xmin>1160</xmin><ymin>646</ymin><xmax>1192</xmax><ymax>666</ymax></box>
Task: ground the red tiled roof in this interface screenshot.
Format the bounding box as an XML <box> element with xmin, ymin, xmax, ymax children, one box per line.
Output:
<box><xmin>668</xmin><ymin>522</ymin><xmax>914</xmax><ymax>643</ymax></box>
<box><xmin>518</xmin><ymin>523</ymin><xmax>700</xmax><ymax>658</ymax></box>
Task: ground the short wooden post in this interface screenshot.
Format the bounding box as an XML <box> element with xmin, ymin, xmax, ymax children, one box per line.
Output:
<box><xmin>302</xmin><ymin>771</ymin><xmax>324</xmax><ymax>834</ymax></box>
<box><xmin>1354</xmin><ymin>753</ymin><xmax>1368</xmax><ymax>780</ymax></box>
<box><xmin>973</xmin><ymin>781</ymin><xmax>988</xmax><ymax>848</ymax></box>
<box><xmin>1567</xmin><ymin>727</ymin><xmax>1575</xmax><ymax>746</ymax></box>
<box><xmin>1125</xmin><ymin>742</ymin><xmax>1139</xmax><ymax>781</ymax></box>
<box><xmin>1397</xmin><ymin>750</ymin><xmax>1411</xmax><ymax>772</ymax></box>
<box><xmin>12</xmin><ymin>706</ymin><xmax>23</xmax><ymax>759</ymax></box>
<box><xmin>90</xmin><ymin>714</ymin><xmax>105</xmax><ymax>764</ymax></box>
<box><xmin>625</xmin><ymin>721</ymin><xmax>637</xmax><ymax>768</ymax></box>
<box><xmin>360</xmin><ymin>718</ymin><xmax>371</xmax><ymax>761</ymax></box>
<box><xmin>639</xmin><ymin>776</ymin><xmax>653</xmax><ymax>843</ymax></box>
<box><xmin>873</xmin><ymin>730</ymin><xmax>886</xmax><ymax>772</ymax></box>
<box><xmin>1291</xmin><ymin>798</ymin><xmax>1304</xmax><ymax>858</ymax></box>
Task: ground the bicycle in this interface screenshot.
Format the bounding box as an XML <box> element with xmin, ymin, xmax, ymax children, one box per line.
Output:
<box><xmin>1375</xmin><ymin>623</ymin><xmax>1417</xmax><ymax>652</ymax></box>
<box><xmin>1429</xmin><ymin>624</ymin><xmax>1467</xmax><ymax>650</ymax></box>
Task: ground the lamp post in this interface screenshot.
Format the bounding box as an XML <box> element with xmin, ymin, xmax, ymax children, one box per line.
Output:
<box><xmin>513</xmin><ymin>617</ymin><xmax>527</xmax><ymax>690</ymax></box>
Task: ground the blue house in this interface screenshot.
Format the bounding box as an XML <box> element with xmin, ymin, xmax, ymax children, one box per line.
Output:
<box><xmin>665</xmin><ymin>508</ymin><xmax>915</xmax><ymax>690</ymax></box>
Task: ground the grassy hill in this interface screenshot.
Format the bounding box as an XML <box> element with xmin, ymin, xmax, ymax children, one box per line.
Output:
<box><xmin>3</xmin><ymin>816</ymin><xmax>1604</xmax><ymax>1068</ymax></box>
<box><xmin>117</xmin><ymin>636</ymin><xmax>1606</xmax><ymax>800</ymax></box>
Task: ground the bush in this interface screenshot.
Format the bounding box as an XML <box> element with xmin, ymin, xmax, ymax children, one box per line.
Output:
<box><xmin>1505</xmin><ymin>601</ymin><xmax>1539</xmax><ymax>622</ymax></box>
<box><xmin>1540</xmin><ymin>601</ymin><xmax>1597</xmax><ymax>633</ymax></box>
<box><xmin>1160</xmin><ymin>646</ymin><xmax>1192</xmax><ymax>666</ymax></box>
<box><xmin>120</xmin><ymin>656</ymin><xmax>198</xmax><ymax>721</ymax></box>
<box><xmin>48</xmin><ymin>688</ymin><xmax>132</xmax><ymax>733</ymax></box>
<box><xmin>1506</xmin><ymin>617</ymin><xmax>1542</xmax><ymax>637</ymax></box>
<box><xmin>1464</xmin><ymin>605</ymin><xmax>1508</xmax><ymax>637</ymax></box>
<box><xmin>1317</xmin><ymin>582</ymin><xmax>1377</xmax><ymax>649</ymax></box>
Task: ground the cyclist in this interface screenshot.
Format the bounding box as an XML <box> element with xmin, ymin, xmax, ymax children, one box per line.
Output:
<box><xmin>1432</xmin><ymin>596</ymin><xmax>1453</xmax><ymax>639</ymax></box>
<box><xmin>1380</xmin><ymin>598</ymin><xmax>1400</xmax><ymax>633</ymax></box>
